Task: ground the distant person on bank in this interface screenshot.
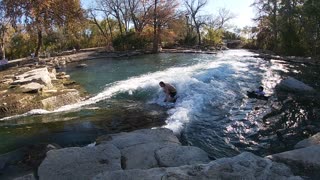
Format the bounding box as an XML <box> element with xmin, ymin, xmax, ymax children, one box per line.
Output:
<box><xmin>159</xmin><ymin>81</ymin><xmax>177</xmax><ymax>102</ymax></box>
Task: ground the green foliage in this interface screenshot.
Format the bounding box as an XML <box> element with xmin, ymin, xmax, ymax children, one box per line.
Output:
<box><xmin>223</xmin><ymin>31</ymin><xmax>240</xmax><ymax>40</ymax></box>
<box><xmin>253</xmin><ymin>0</ymin><xmax>320</xmax><ymax>57</ymax></box>
<box><xmin>181</xmin><ymin>33</ymin><xmax>198</xmax><ymax>46</ymax></box>
<box><xmin>203</xmin><ymin>28</ymin><xmax>223</xmax><ymax>46</ymax></box>
<box><xmin>6</xmin><ymin>33</ymin><xmax>36</xmax><ymax>59</ymax></box>
<box><xmin>112</xmin><ymin>31</ymin><xmax>149</xmax><ymax>51</ymax></box>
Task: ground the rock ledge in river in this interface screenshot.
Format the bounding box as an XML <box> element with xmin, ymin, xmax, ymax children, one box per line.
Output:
<box><xmin>276</xmin><ymin>76</ymin><xmax>315</xmax><ymax>93</ymax></box>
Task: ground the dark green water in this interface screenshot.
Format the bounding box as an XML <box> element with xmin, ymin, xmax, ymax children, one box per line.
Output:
<box><xmin>0</xmin><ymin>50</ymin><xmax>319</xmax><ymax>160</ymax></box>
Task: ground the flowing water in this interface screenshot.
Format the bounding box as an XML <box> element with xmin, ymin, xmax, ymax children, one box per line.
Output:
<box><xmin>1</xmin><ymin>50</ymin><xmax>320</xmax><ymax>161</ymax></box>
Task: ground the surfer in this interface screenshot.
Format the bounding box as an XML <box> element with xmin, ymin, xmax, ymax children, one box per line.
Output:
<box><xmin>159</xmin><ymin>81</ymin><xmax>177</xmax><ymax>103</ymax></box>
<box><xmin>247</xmin><ymin>86</ymin><xmax>268</xmax><ymax>100</ymax></box>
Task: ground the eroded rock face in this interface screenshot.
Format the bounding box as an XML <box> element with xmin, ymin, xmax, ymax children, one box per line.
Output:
<box><xmin>267</xmin><ymin>145</ymin><xmax>320</xmax><ymax>179</ymax></box>
<box><xmin>295</xmin><ymin>133</ymin><xmax>320</xmax><ymax>149</ymax></box>
<box><xmin>12</xmin><ymin>67</ymin><xmax>53</xmax><ymax>88</ymax></box>
<box><xmin>20</xmin><ymin>82</ymin><xmax>44</xmax><ymax>93</ymax></box>
<box><xmin>41</xmin><ymin>91</ymin><xmax>81</xmax><ymax>110</ymax></box>
<box><xmin>276</xmin><ymin>77</ymin><xmax>315</xmax><ymax>93</ymax></box>
<box><xmin>93</xmin><ymin>152</ymin><xmax>301</xmax><ymax>180</ymax></box>
<box><xmin>38</xmin><ymin>144</ymin><xmax>121</xmax><ymax>180</ymax></box>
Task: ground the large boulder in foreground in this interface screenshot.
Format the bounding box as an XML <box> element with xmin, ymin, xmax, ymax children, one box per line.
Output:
<box><xmin>38</xmin><ymin>144</ymin><xmax>121</xmax><ymax>180</ymax></box>
<box><xmin>276</xmin><ymin>77</ymin><xmax>315</xmax><ymax>94</ymax></box>
<box><xmin>295</xmin><ymin>133</ymin><xmax>320</xmax><ymax>149</ymax></box>
<box><xmin>94</xmin><ymin>152</ymin><xmax>301</xmax><ymax>180</ymax></box>
<box><xmin>267</xmin><ymin>145</ymin><xmax>320</xmax><ymax>179</ymax></box>
<box><xmin>38</xmin><ymin>128</ymin><xmax>210</xmax><ymax>179</ymax></box>
<box><xmin>98</xmin><ymin>128</ymin><xmax>209</xmax><ymax>170</ymax></box>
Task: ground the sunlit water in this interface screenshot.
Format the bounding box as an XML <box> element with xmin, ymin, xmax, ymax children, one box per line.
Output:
<box><xmin>1</xmin><ymin>50</ymin><xmax>319</xmax><ymax>160</ymax></box>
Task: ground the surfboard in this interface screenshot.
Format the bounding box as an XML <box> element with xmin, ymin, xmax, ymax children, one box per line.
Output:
<box><xmin>247</xmin><ymin>91</ymin><xmax>269</xmax><ymax>100</ymax></box>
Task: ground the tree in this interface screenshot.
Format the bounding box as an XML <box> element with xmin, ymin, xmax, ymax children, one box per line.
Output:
<box><xmin>184</xmin><ymin>0</ymin><xmax>208</xmax><ymax>45</ymax></box>
<box><xmin>215</xmin><ymin>8</ymin><xmax>236</xmax><ymax>30</ymax></box>
<box><xmin>3</xmin><ymin>0</ymin><xmax>84</xmax><ymax>57</ymax></box>
<box><xmin>303</xmin><ymin>0</ymin><xmax>320</xmax><ymax>56</ymax></box>
<box><xmin>0</xmin><ymin>1</ymin><xmax>12</xmax><ymax>59</ymax></box>
<box><xmin>153</xmin><ymin>0</ymin><xmax>179</xmax><ymax>52</ymax></box>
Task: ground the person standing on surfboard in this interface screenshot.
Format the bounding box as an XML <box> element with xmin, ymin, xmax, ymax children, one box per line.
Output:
<box><xmin>159</xmin><ymin>81</ymin><xmax>177</xmax><ymax>102</ymax></box>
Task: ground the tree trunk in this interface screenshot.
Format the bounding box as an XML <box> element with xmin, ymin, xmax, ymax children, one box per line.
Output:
<box><xmin>152</xmin><ymin>0</ymin><xmax>158</xmax><ymax>53</ymax></box>
<box><xmin>106</xmin><ymin>18</ymin><xmax>114</xmax><ymax>42</ymax></box>
<box><xmin>0</xmin><ymin>36</ymin><xmax>5</xmax><ymax>60</ymax></box>
<box><xmin>197</xmin><ymin>27</ymin><xmax>201</xmax><ymax>45</ymax></box>
<box><xmin>35</xmin><ymin>29</ymin><xmax>42</xmax><ymax>57</ymax></box>
<box><xmin>0</xmin><ymin>44</ymin><xmax>5</xmax><ymax>60</ymax></box>
<box><xmin>192</xmin><ymin>15</ymin><xmax>201</xmax><ymax>45</ymax></box>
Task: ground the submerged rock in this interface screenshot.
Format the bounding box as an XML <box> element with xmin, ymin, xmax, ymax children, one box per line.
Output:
<box><xmin>94</xmin><ymin>152</ymin><xmax>301</xmax><ymax>180</ymax></box>
<box><xmin>76</xmin><ymin>63</ymin><xmax>88</xmax><ymax>68</ymax></box>
<box><xmin>295</xmin><ymin>132</ymin><xmax>320</xmax><ymax>149</ymax></box>
<box><xmin>276</xmin><ymin>77</ymin><xmax>315</xmax><ymax>94</ymax></box>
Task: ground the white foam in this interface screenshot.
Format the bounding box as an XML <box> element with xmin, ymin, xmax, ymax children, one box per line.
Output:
<box><xmin>0</xmin><ymin>109</ymin><xmax>50</xmax><ymax>121</ymax></box>
<box><xmin>1</xmin><ymin>50</ymin><xmax>259</xmax><ymax>136</ymax></box>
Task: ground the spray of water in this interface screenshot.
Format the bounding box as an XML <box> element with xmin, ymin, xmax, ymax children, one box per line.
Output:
<box><xmin>1</xmin><ymin>50</ymin><xmax>262</xmax><ymax>135</ymax></box>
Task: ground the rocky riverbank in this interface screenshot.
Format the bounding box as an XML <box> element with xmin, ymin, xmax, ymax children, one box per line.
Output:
<box><xmin>0</xmin><ymin>64</ymin><xmax>86</xmax><ymax>119</ymax></box>
<box><xmin>0</xmin><ymin>47</ymin><xmax>221</xmax><ymax>118</ymax></box>
<box><xmin>248</xmin><ymin>49</ymin><xmax>320</xmax><ymax>66</ymax></box>
<box><xmin>4</xmin><ymin>74</ymin><xmax>320</xmax><ymax>180</ymax></box>
<box><xmin>13</xmin><ymin>128</ymin><xmax>310</xmax><ymax>180</ymax></box>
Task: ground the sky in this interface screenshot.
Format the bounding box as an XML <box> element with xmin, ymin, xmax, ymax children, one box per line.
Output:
<box><xmin>204</xmin><ymin>0</ymin><xmax>256</xmax><ymax>28</ymax></box>
<box><xmin>81</xmin><ymin>0</ymin><xmax>256</xmax><ymax>28</ymax></box>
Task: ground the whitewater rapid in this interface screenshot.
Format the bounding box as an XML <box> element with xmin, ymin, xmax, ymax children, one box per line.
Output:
<box><xmin>1</xmin><ymin>50</ymin><xmax>273</xmax><ymax>134</ymax></box>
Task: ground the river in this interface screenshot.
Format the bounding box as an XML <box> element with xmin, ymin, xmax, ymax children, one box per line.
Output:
<box><xmin>1</xmin><ymin>50</ymin><xmax>319</xmax><ymax>161</ymax></box>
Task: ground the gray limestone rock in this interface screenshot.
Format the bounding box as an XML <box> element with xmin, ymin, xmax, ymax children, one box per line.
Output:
<box><xmin>97</xmin><ymin>128</ymin><xmax>181</xmax><ymax>149</ymax></box>
<box><xmin>38</xmin><ymin>144</ymin><xmax>121</xmax><ymax>180</ymax></box>
<box><xmin>276</xmin><ymin>77</ymin><xmax>315</xmax><ymax>93</ymax></box>
<box><xmin>12</xmin><ymin>67</ymin><xmax>53</xmax><ymax>88</ymax></box>
<box><xmin>267</xmin><ymin>145</ymin><xmax>320</xmax><ymax>179</ymax></box>
<box><xmin>94</xmin><ymin>152</ymin><xmax>301</xmax><ymax>180</ymax></box>
<box><xmin>41</xmin><ymin>91</ymin><xmax>81</xmax><ymax>110</ymax></box>
<box><xmin>13</xmin><ymin>173</ymin><xmax>36</xmax><ymax>180</ymax></box>
<box><xmin>155</xmin><ymin>146</ymin><xmax>210</xmax><ymax>167</ymax></box>
<box><xmin>294</xmin><ymin>133</ymin><xmax>320</xmax><ymax>149</ymax></box>
<box><xmin>121</xmin><ymin>142</ymin><xmax>179</xmax><ymax>170</ymax></box>
<box><xmin>20</xmin><ymin>82</ymin><xmax>44</xmax><ymax>93</ymax></box>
